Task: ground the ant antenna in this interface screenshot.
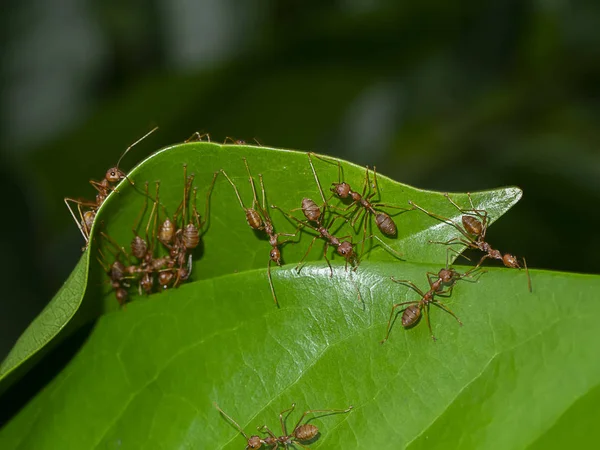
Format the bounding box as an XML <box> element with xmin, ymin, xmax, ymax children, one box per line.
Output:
<box><xmin>116</xmin><ymin>126</ymin><xmax>159</xmax><ymax>170</ymax></box>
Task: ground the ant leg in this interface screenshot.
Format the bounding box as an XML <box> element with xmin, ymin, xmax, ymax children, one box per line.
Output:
<box><xmin>359</xmin><ymin>208</ymin><xmax>369</xmax><ymax>259</ymax></box>
<box><xmin>350</xmin><ymin>205</ymin><xmax>366</xmax><ymax>229</ymax></box>
<box><xmin>242</xmin><ymin>158</ymin><xmax>260</xmax><ymax>212</ymax></box>
<box><xmin>220</xmin><ymin>169</ymin><xmax>247</xmax><ymax>212</ymax></box>
<box><xmin>409</xmin><ymin>200</ymin><xmax>474</xmax><ymax>242</ymax></box>
<box><xmin>424</xmin><ymin>305</ymin><xmax>437</xmax><ymax>341</ymax></box>
<box><xmin>145</xmin><ymin>182</ymin><xmax>160</xmax><ymax>243</ymax></box>
<box><xmin>296</xmin><ymin>235</ymin><xmax>319</xmax><ymax>273</ymax></box>
<box><xmin>257</xmin><ymin>173</ymin><xmax>269</xmax><ymax>219</ymax></box>
<box><xmin>363</xmin><ymin>235</ymin><xmax>404</xmax><ymax>260</ymax></box>
<box><xmin>213</xmin><ymin>403</ymin><xmax>252</xmax><ymax>442</ymax></box>
<box><xmin>64</xmin><ymin>198</ymin><xmax>92</xmax><ymax>242</ymax></box>
<box><xmin>279</xmin><ymin>403</ymin><xmax>296</xmax><ymax>436</ymax></box>
<box><xmin>198</xmin><ymin>172</ymin><xmax>218</xmax><ymax>230</ymax></box>
<box><xmin>257</xmin><ymin>425</ymin><xmax>277</xmax><ymax>440</ymax></box>
<box><xmin>307</xmin><ymin>153</ymin><xmax>327</xmax><ymax>204</ymax></box>
<box><xmin>428</xmin><ymin>237</ymin><xmax>470</xmax><ymax>248</ymax></box>
<box><xmin>390</xmin><ymin>277</ymin><xmax>426</xmax><ymax>297</ymax></box>
<box><xmin>292</xmin><ymin>406</ymin><xmax>354</xmax><ymax>433</ymax></box>
<box><xmin>380</xmin><ymin>301</ymin><xmax>418</xmax><ymax>344</ymax></box>
<box><xmin>185</xmin><ymin>132</ymin><xmax>210</xmax><ymax>142</ymax></box>
<box><xmin>271</xmin><ymin>205</ymin><xmax>317</xmax><ymax>233</ymax></box>
<box><xmin>523</xmin><ymin>257</ymin><xmax>532</xmax><ymax>293</ymax></box>
<box><xmin>323</xmin><ymin>242</ymin><xmax>333</xmax><ymax>277</ymax></box>
<box><xmin>361</xmin><ymin>165</ymin><xmax>370</xmax><ymax>199</ymax></box>
<box><xmin>267</xmin><ymin>258</ymin><xmax>278</xmax><ymax>307</ymax></box>
<box><xmin>133</xmin><ymin>182</ymin><xmax>150</xmax><ymax>236</ymax></box>
<box><xmin>432</xmin><ymin>300</ymin><xmax>463</xmax><ymax>326</ymax></box>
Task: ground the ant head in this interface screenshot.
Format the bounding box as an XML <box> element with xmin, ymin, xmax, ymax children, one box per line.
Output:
<box><xmin>503</xmin><ymin>253</ymin><xmax>520</xmax><ymax>268</ymax></box>
<box><xmin>462</xmin><ymin>215</ymin><xmax>483</xmax><ymax>237</ymax></box>
<box><xmin>110</xmin><ymin>261</ymin><xmax>125</xmax><ymax>280</ymax></box>
<box><xmin>337</xmin><ymin>241</ymin><xmax>354</xmax><ymax>259</ymax></box>
<box><xmin>439</xmin><ymin>268</ymin><xmax>457</xmax><ymax>283</ymax></box>
<box><xmin>331</xmin><ymin>182</ymin><xmax>350</xmax><ymax>198</ymax></box>
<box><xmin>270</xmin><ymin>247</ymin><xmax>281</xmax><ymax>264</ymax></box>
<box><xmin>105</xmin><ymin>167</ymin><xmax>126</xmax><ymax>183</ymax></box>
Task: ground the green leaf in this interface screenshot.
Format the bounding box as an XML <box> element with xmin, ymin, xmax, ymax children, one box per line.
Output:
<box><xmin>0</xmin><ymin>262</ymin><xmax>597</xmax><ymax>449</ymax></box>
<box><xmin>0</xmin><ymin>143</ymin><xmax>552</xmax><ymax>448</ymax></box>
<box><xmin>0</xmin><ymin>142</ymin><xmax>520</xmax><ymax>389</ymax></box>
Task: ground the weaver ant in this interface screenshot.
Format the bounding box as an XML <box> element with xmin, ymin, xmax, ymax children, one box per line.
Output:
<box><xmin>221</xmin><ymin>158</ymin><xmax>298</xmax><ymax>306</ymax></box>
<box><xmin>64</xmin><ymin>127</ymin><xmax>158</xmax><ymax>243</ymax></box>
<box><xmin>215</xmin><ymin>402</ymin><xmax>353</xmax><ymax>449</ymax></box>
<box><xmin>275</xmin><ymin>154</ymin><xmax>400</xmax><ymax>274</ymax></box>
<box><xmin>308</xmin><ymin>154</ymin><xmax>411</xmax><ymax>257</ymax></box>
<box><xmin>410</xmin><ymin>193</ymin><xmax>531</xmax><ymax>292</ymax></box>
<box><xmin>380</xmin><ymin>263</ymin><xmax>477</xmax><ymax>343</ymax></box>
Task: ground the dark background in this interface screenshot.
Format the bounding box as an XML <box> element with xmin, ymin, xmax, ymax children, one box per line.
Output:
<box><xmin>1</xmin><ymin>0</ymin><xmax>599</xmax><ymax>360</ymax></box>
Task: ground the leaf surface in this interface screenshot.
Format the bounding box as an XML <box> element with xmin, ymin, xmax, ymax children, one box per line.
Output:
<box><xmin>0</xmin><ymin>263</ymin><xmax>597</xmax><ymax>449</ymax></box>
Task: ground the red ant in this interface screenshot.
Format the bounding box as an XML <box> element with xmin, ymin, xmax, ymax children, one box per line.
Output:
<box><xmin>221</xmin><ymin>158</ymin><xmax>298</xmax><ymax>306</ymax></box>
<box><xmin>258</xmin><ymin>403</ymin><xmax>353</xmax><ymax>449</ymax></box>
<box><xmin>308</xmin><ymin>154</ymin><xmax>411</xmax><ymax>256</ymax></box>
<box><xmin>380</xmin><ymin>263</ymin><xmax>478</xmax><ymax>343</ymax></box>
<box><xmin>214</xmin><ymin>402</ymin><xmax>353</xmax><ymax>449</ymax></box>
<box><xmin>275</xmin><ymin>154</ymin><xmax>400</xmax><ymax>275</ymax></box>
<box><xmin>64</xmin><ymin>127</ymin><xmax>158</xmax><ymax>243</ymax></box>
<box><xmin>410</xmin><ymin>193</ymin><xmax>531</xmax><ymax>292</ymax></box>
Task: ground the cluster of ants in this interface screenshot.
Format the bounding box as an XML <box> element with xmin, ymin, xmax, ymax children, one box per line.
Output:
<box><xmin>65</xmin><ymin>132</ymin><xmax>530</xmax><ymax>337</ymax></box>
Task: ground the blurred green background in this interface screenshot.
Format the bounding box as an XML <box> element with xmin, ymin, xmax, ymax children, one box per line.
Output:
<box><xmin>1</xmin><ymin>0</ymin><xmax>599</xmax><ymax>361</ymax></box>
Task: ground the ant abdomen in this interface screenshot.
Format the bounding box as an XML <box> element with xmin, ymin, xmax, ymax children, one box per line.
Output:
<box><xmin>159</xmin><ymin>218</ymin><xmax>175</xmax><ymax>244</ymax></box>
<box><xmin>131</xmin><ymin>236</ymin><xmax>147</xmax><ymax>260</ymax></box>
<box><xmin>301</xmin><ymin>198</ymin><xmax>321</xmax><ymax>222</ymax></box>
<box><xmin>402</xmin><ymin>305</ymin><xmax>421</xmax><ymax>328</ymax></box>
<box><xmin>375</xmin><ymin>212</ymin><xmax>397</xmax><ymax>236</ymax></box>
<box><xmin>83</xmin><ymin>210</ymin><xmax>96</xmax><ymax>233</ymax></box>
<box><xmin>182</xmin><ymin>223</ymin><xmax>200</xmax><ymax>249</ymax></box>
<box><xmin>294</xmin><ymin>423</ymin><xmax>319</xmax><ymax>441</ymax></box>
<box><xmin>245</xmin><ymin>209</ymin><xmax>263</xmax><ymax>230</ymax></box>
<box><xmin>110</xmin><ymin>261</ymin><xmax>125</xmax><ymax>281</ymax></box>
<box><xmin>462</xmin><ymin>215</ymin><xmax>483</xmax><ymax>237</ymax></box>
